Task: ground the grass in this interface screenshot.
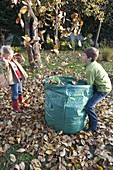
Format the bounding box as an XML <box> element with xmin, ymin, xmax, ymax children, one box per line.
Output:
<box><xmin>12</xmin><ymin>47</ymin><xmax>113</xmax><ymax>76</ymax></box>
<box><xmin>0</xmin><ymin>144</ymin><xmax>20</xmax><ymax>169</ymax></box>
<box><xmin>0</xmin><ymin>142</ymin><xmax>38</xmax><ymax>170</ymax></box>
<box><xmin>101</xmin><ymin>48</ymin><xmax>113</xmax><ymax>61</ymax></box>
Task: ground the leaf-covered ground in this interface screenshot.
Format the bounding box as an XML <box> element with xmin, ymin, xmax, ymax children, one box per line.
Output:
<box><xmin>0</xmin><ymin>51</ymin><xmax>113</xmax><ymax>170</ymax></box>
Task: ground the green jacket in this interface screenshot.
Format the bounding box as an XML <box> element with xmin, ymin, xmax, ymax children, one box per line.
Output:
<box><xmin>86</xmin><ymin>61</ymin><xmax>112</xmax><ymax>92</ymax></box>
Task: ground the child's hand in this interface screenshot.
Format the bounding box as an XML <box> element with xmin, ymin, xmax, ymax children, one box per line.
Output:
<box><xmin>14</xmin><ymin>53</ymin><xmax>25</xmax><ymax>63</ymax></box>
<box><xmin>0</xmin><ymin>73</ymin><xmax>8</xmax><ymax>87</ymax></box>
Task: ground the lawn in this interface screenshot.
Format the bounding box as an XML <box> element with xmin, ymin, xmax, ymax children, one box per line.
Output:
<box><xmin>0</xmin><ymin>49</ymin><xmax>113</xmax><ymax>170</ymax></box>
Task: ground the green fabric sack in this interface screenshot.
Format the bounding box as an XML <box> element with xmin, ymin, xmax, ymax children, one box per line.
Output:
<box><xmin>44</xmin><ymin>76</ymin><xmax>94</xmax><ymax>134</ymax></box>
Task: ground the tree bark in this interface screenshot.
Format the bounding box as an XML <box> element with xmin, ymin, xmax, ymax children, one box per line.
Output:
<box><xmin>55</xmin><ymin>3</ymin><xmax>59</xmax><ymax>48</ymax></box>
<box><xmin>28</xmin><ymin>2</ymin><xmax>42</xmax><ymax>67</ymax></box>
<box><xmin>94</xmin><ymin>21</ymin><xmax>102</xmax><ymax>47</ymax></box>
<box><xmin>23</xmin><ymin>14</ymin><xmax>34</xmax><ymax>67</ymax></box>
<box><xmin>23</xmin><ymin>0</ymin><xmax>43</xmax><ymax>67</ymax></box>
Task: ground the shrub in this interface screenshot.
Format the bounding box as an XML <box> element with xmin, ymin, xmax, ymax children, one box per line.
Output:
<box><xmin>101</xmin><ymin>48</ymin><xmax>113</xmax><ymax>61</ymax></box>
<box><xmin>60</xmin><ymin>41</ymin><xmax>71</xmax><ymax>51</ymax></box>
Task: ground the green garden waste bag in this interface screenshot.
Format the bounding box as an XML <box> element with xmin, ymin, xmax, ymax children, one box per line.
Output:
<box><xmin>44</xmin><ymin>76</ymin><xmax>94</xmax><ymax>134</ymax></box>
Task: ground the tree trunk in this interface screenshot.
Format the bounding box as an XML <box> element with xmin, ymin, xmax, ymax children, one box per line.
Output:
<box><xmin>94</xmin><ymin>21</ymin><xmax>102</xmax><ymax>47</ymax></box>
<box><xmin>32</xmin><ymin>19</ymin><xmax>43</xmax><ymax>67</ymax></box>
<box><xmin>55</xmin><ymin>3</ymin><xmax>59</xmax><ymax>48</ymax></box>
<box><xmin>23</xmin><ymin>1</ymin><xmax>43</xmax><ymax>67</ymax></box>
<box><xmin>26</xmin><ymin>45</ymin><xmax>35</xmax><ymax>67</ymax></box>
<box><xmin>24</xmin><ymin>15</ymin><xmax>35</xmax><ymax>67</ymax></box>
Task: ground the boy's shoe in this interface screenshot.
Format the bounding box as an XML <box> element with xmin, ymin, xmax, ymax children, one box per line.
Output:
<box><xmin>83</xmin><ymin>128</ymin><xmax>96</xmax><ymax>133</ymax></box>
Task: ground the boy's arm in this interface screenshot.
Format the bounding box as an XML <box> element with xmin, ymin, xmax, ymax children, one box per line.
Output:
<box><xmin>86</xmin><ymin>71</ymin><xmax>95</xmax><ymax>85</ymax></box>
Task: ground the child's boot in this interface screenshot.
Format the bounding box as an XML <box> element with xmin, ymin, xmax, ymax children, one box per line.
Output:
<box><xmin>12</xmin><ymin>100</ymin><xmax>21</xmax><ymax>112</ymax></box>
<box><xmin>18</xmin><ymin>95</ymin><xmax>26</xmax><ymax>106</ymax></box>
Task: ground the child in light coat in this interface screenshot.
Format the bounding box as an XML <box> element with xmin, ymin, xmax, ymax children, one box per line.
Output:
<box><xmin>0</xmin><ymin>45</ymin><xmax>28</xmax><ymax>112</ymax></box>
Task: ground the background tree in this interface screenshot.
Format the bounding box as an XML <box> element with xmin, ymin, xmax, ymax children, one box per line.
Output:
<box><xmin>12</xmin><ymin>0</ymin><xmax>43</xmax><ymax>67</ymax></box>
<box><xmin>0</xmin><ymin>0</ymin><xmax>22</xmax><ymax>45</ymax></box>
<box><xmin>100</xmin><ymin>0</ymin><xmax>113</xmax><ymax>47</ymax></box>
<box><xmin>11</xmin><ymin>0</ymin><xmax>83</xmax><ymax>64</ymax></box>
<box><xmin>64</xmin><ymin>0</ymin><xmax>109</xmax><ymax>47</ymax></box>
<box><xmin>0</xmin><ymin>0</ymin><xmax>112</xmax><ymax>57</ymax></box>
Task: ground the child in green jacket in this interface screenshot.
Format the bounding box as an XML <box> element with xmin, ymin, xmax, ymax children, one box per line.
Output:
<box><xmin>82</xmin><ymin>47</ymin><xmax>112</xmax><ymax>133</ymax></box>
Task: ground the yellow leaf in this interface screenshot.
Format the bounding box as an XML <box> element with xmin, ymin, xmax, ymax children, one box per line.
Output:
<box><xmin>58</xmin><ymin>22</ymin><xmax>60</xmax><ymax>27</ymax></box>
<box><xmin>28</xmin><ymin>12</ymin><xmax>31</xmax><ymax>17</ymax></box>
<box><xmin>30</xmin><ymin>150</ymin><xmax>35</xmax><ymax>156</ymax></box>
<box><xmin>65</xmin><ymin>67</ymin><xmax>71</xmax><ymax>73</ymax></box>
<box><xmin>38</xmin><ymin>6</ymin><xmax>46</xmax><ymax>13</ymax></box>
<box><xmin>6</xmin><ymin>105</ymin><xmax>12</xmax><ymax>108</ymax></box>
<box><xmin>44</xmin><ymin>142</ymin><xmax>53</xmax><ymax>147</ymax></box>
<box><xmin>61</xmin><ymin>41</ymin><xmax>66</xmax><ymax>46</ymax></box>
<box><xmin>56</xmin><ymin>0</ymin><xmax>61</xmax><ymax>3</ymax></box>
<box><xmin>71</xmin><ymin>147</ymin><xmax>75</xmax><ymax>151</ymax></box>
<box><xmin>52</xmin><ymin>148</ymin><xmax>56</xmax><ymax>152</ymax></box>
<box><xmin>97</xmin><ymin>166</ymin><xmax>104</xmax><ymax>170</ymax></box>
<box><xmin>67</xmin><ymin>163</ymin><xmax>72</xmax><ymax>167</ymax></box>
<box><xmin>46</xmin><ymin>150</ymin><xmax>53</xmax><ymax>155</ymax></box>
<box><xmin>31</xmin><ymin>159</ymin><xmax>40</xmax><ymax>167</ymax></box>
<box><xmin>9</xmin><ymin>137</ymin><xmax>15</xmax><ymax>143</ymax></box>
<box><xmin>46</xmin><ymin>13</ymin><xmax>52</xmax><ymax>17</ymax></box>
<box><xmin>20</xmin><ymin>131</ymin><xmax>25</xmax><ymax>137</ymax></box>
<box><xmin>18</xmin><ymin>13</ymin><xmax>21</xmax><ymax>18</ymax></box>
<box><xmin>41</xmin><ymin>147</ymin><xmax>46</xmax><ymax>151</ymax></box>
<box><xmin>35</xmin><ymin>168</ymin><xmax>42</xmax><ymax>170</ymax></box>
<box><xmin>71</xmin><ymin>12</ymin><xmax>78</xmax><ymax>19</ymax></box>
<box><xmin>79</xmin><ymin>134</ymin><xmax>84</xmax><ymax>139</ymax></box>
<box><xmin>22</xmin><ymin>35</ymin><xmax>31</xmax><ymax>42</ymax></box>
<box><xmin>16</xmin><ymin>138</ymin><xmax>21</xmax><ymax>144</ymax></box>
<box><xmin>24</xmin><ymin>40</ymin><xmax>27</xmax><ymax>46</ymax></box>
<box><xmin>20</xmin><ymin>6</ymin><xmax>28</xmax><ymax>14</ymax></box>
<box><xmin>54</xmin><ymin>45</ymin><xmax>58</xmax><ymax>49</ymax></box>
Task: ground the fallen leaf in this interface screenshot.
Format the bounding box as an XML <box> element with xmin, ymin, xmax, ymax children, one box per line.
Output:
<box><xmin>60</xmin><ymin>148</ymin><xmax>66</xmax><ymax>157</ymax></box>
<box><xmin>10</xmin><ymin>154</ymin><xmax>16</xmax><ymax>162</ymax></box>
<box><xmin>19</xmin><ymin>162</ymin><xmax>26</xmax><ymax>170</ymax></box>
<box><xmin>46</xmin><ymin>150</ymin><xmax>53</xmax><ymax>155</ymax></box>
<box><xmin>17</xmin><ymin>148</ymin><xmax>26</xmax><ymax>153</ymax></box>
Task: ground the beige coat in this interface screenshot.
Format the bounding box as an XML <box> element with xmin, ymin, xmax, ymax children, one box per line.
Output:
<box><xmin>0</xmin><ymin>57</ymin><xmax>28</xmax><ymax>85</ymax></box>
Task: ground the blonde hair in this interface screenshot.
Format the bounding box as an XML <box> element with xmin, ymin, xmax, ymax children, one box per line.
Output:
<box><xmin>83</xmin><ymin>47</ymin><xmax>99</xmax><ymax>62</ymax></box>
<box><xmin>1</xmin><ymin>45</ymin><xmax>14</xmax><ymax>56</ymax></box>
